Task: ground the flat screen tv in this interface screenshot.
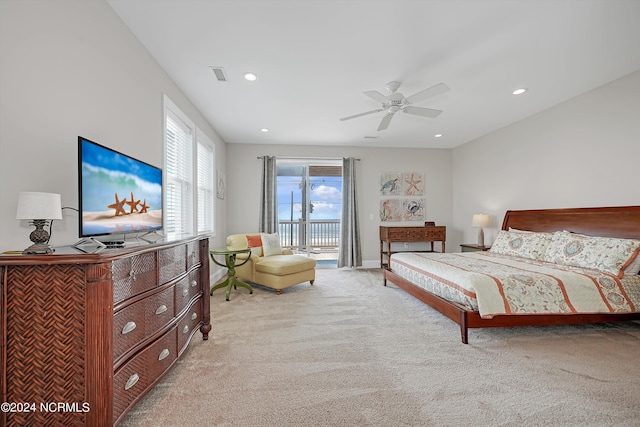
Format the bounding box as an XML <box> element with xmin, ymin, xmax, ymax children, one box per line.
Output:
<box><xmin>78</xmin><ymin>136</ymin><xmax>163</xmax><ymax>239</ymax></box>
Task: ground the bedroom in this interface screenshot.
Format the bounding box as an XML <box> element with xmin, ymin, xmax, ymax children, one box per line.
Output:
<box><xmin>1</xmin><ymin>0</ymin><xmax>639</xmax><ymax>425</ymax></box>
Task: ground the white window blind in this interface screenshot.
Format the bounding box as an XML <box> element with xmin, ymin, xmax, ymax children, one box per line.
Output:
<box><xmin>196</xmin><ymin>132</ymin><xmax>214</xmax><ymax>233</ymax></box>
<box><xmin>163</xmin><ymin>94</ymin><xmax>216</xmax><ymax>237</ymax></box>
<box><xmin>164</xmin><ymin>105</ymin><xmax>193</xmax><ymax>236</ymax></box>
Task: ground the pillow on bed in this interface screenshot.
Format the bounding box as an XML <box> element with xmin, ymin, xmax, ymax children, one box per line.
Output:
<box><xmin>489</xmin><ymin>230</ymin><xmax>552</xmax><ymax>261</ymax></box>
<box><xmin>623</xmin><ymin>252</ymin><xmax>640</xmax><ymax>276</ymax></box>
<box><xmin>543</xmin><ymin>231</ymin><xmax>640</xmax><ymax>278</ymax></box>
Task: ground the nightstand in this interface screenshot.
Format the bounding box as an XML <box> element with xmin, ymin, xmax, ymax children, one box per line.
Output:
<box><xmin>460</xmin><ymin>243</ymin><xmax>491</xmax><ymax>252</ymax></box>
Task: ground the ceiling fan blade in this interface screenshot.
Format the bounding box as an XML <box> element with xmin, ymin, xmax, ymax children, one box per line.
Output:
<box><xmin>405</xmin><ymin>82</ymin><xmax>449</xmax><ymax>104</ymax></box>
<box><xmin>377</xmin><ymin>113</ymin><xmax>394</xmax><ymax>131</ymax></box>
<box><xmin>403</xmin><ymin>105</ymin><xmax>442</xmax><ymax>118</ymax></box>
<box><xmin>339</xmin><ymin>108</ymin><xmax>384</xmax><ymax>121</ymax></box>
<box><xmin>363</xmin><ymin>90</ymin><xmax>389</xmax><ymax>104</ymax></box>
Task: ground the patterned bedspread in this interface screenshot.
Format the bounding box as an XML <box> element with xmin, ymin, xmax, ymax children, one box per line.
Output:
<box><xmin>389</xmin><ymin>252</ymin><xmax>640</xmax><ymax>319</ymax></box>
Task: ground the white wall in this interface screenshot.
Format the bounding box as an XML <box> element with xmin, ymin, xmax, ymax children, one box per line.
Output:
<box><xmin>0</xmin><ymin>0</ymin><xmax>227</xmax><ymax>253</ymax></box>
<box><xmin>452</xmin><ymin>70</ymin><xmax>640</xmax><ymax>247</ymax></box>
<box><xmin>225</xmin><ymin>144</ymin><xmax>453</xmax><ymax>266</ymax></box>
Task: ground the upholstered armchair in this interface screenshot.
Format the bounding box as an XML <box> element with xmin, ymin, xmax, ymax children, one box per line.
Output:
<box><xmin>226</xmin><ymin>233</ymin><xmax>316</xmax><ymax>294</ymax></box>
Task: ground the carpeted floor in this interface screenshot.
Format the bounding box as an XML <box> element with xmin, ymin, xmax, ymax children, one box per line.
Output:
<box><xmin>121</xmin><ymin>268</ymin><xmax>640</xmax><ymax>427</ymax></box>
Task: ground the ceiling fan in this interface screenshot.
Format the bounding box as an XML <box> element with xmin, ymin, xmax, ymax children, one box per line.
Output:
<box><xmin>339</xmin><ymin>81</ymin><xmax>449</xmax><ymax>131</ymax></box>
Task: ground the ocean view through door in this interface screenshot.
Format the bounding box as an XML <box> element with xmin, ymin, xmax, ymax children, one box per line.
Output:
<box><xmin>276</xmin><ymin>159</ymin><xmax>342</xmax><ymax>267</ymax></box>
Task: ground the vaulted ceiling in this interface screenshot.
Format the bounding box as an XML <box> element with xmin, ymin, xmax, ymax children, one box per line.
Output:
<box><xmin>107</xmin><ymin>0</ymin><xmax>640</xmax><ymax>149</ymax></box>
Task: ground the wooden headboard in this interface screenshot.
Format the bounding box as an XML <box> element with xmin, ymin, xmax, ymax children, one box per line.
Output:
<box><xmin>501</xmin><ymin>206</ymin><xmax>640</xmax><ymax>240</ymax></box>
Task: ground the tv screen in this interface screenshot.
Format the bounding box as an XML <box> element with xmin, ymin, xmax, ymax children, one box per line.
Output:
<box><xmin>78</xmin><ymin>136</ymin><xmax>163</xmax><ymax>238</ymax></box>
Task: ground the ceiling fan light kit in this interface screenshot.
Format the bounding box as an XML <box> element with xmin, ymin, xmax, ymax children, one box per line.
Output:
<box><xmin>340</xmin><ymin>81</ymin><xmax>449</xmax><ymax>131</ymax></box>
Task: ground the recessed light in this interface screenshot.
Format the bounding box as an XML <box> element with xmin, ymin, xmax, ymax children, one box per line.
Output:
<box><xmin>434</xmin><ymin>133</ymin><xmax>443</xmax><ymax>138</ymax></box>
<box><xmin>244</xmin><ymin>72</ymin><xmax>258</xmax><ymax>81</ymax></box>
<box><xmin>260</xmin><ymin>128</ymin><xmax>269</xmax><ymax>132</ymax></box>
<box><xmin>512</xmin><ymin>88</ymin><xmax>528</xmax><ymax>95</ymax></box>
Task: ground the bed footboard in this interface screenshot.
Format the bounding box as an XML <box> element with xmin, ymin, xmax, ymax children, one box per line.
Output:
<box><xmin>384</xmin><ymin>268</ymin><xmax>472</xmax><ymax>343</ymax></box>
<box><xmin>384</xmin><ymin>268</ymin><xmax>640</xmax><ymax>344</ymax></box>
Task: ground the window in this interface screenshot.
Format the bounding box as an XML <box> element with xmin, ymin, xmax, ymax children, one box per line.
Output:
<box><xmin>163</xmin><ymin>95</ymin><xmax>215</xmax><ymax>236</ymax></box>
<box><xmin>196</xmin><ymin>131</ymin><xmax>215</xmax><ymax>233</ymax></box>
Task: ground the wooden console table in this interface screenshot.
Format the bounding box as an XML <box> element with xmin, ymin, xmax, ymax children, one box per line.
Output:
<box><xmin>0</xmin><ymin>236</ymin><xmax>211</xmax><ymax>426</ymax></box>
<box><xmin>380</xmin><ymin>225</ymin><xmax>446</xmax><ymax>269</ymax></box>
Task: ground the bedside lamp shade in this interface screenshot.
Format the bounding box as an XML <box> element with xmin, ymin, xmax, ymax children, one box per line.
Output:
<box><xmin>16</xmin><ymin>192</ymin><xmax>62</xmax><ymax>254</ymax></box>
<box><xmin>471</xmin><ymin>213</ymin><xmax>490</xmax><ymax>247</ymax></box>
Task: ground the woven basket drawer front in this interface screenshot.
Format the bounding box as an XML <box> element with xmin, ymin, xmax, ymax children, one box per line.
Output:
<box><xmin>159</xmin><ymin>245</ymin><xmax>187</xmax><ymax>284</ymax></box>
<box><xmin>113</xmin><ymin>286</ymin><xmax>175</xmax><ymax>362</ymax></box>
<box><xmin>147</xmin><ymin>326</ymin><xmax>178</xmax><ymax>381</ymax></box>
<box><xmin>177</xmin><ymin>298</ymin><xmax>203</xmax><ymax>354</ymax></box>
<box><xmin>144</xmin><ymin>286</ymin><xmax>176</xmax><ymax>337</ymax></box>
<box><xmin>113</xmin><ymin>341</ymin><xmax>150</xmax><ymax>423</ymax></box>
<box><xmin>113</xmin><ymin>302</ymin><xmax>147</xmax><ymax>362</ymax></box>
<box><xmin>175</xmin><ymin>269</ymin><xmax>201</xmax><ymax>315</ymax></box>
<box><xmin>113</xmin><ymin>252</ymin><xmax>158</xmax><ymax>304</ymax></box>
<box><xmin>187</xmin><ymin>241</ymin><xmax>201</xmax><ymax>269</ymax></box>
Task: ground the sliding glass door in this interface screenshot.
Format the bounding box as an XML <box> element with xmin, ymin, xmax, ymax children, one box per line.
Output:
<box><xmin>276</xmin><ymin>159</ymin><xmax>342</xmax><ymax>262</ymax></box>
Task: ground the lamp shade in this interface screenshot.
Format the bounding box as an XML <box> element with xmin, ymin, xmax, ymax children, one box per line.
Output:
<box><xmin>471</xmin><ymin>213</ymin><xmax>490</xmax><ymax>227</ymax></box>
<box><xmin>16</xmin><ymin>192</ymin><xmax>63</xmax><ymax>220</ymax></box>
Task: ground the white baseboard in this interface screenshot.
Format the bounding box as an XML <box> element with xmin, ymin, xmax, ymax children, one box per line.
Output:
<box><xmin>209</xmin><ymin>268</ymin><xmax>226</xmax><ymax>285</ymax></box>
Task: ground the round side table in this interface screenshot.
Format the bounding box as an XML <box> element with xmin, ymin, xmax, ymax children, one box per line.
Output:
<box><xmin>209</xmin><ymin>248</ymin><xmax>253</xmax><ymax>301</ymax></box>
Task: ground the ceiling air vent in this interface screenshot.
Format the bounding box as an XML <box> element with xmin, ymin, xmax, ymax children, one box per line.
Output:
<box><xmin>209</xmin><ymin>66</ymin><xmax>227</xmax><ymax>82</ymax></box>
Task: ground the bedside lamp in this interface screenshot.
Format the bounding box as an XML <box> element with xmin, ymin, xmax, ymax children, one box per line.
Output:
<box><xmin>471</xmin><ymin>213</ymin><xmax>490</xmax><ymax>247</ymax></box>
<box><xmin>16</xmin><ymin>191</ymin><xmax>63</xmax><ymax>254</ymax></box>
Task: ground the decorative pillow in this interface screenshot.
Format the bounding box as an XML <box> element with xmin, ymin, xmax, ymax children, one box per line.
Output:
<box><xmin>543</xmin><ymin>231</ymin><xmax>640</xmax><ymax>278</ymax></box>
<box><xmin>246</xmin><ymin>234</ymin><xmax>263</xmax><ymax>257</ymax></box>
<box><xmin>489</xmin><ymin>230</ymin><xmax>552</xmax><ymax>261</ymax></box>
<box><xmin>260</xmin><ymin>233</ymin><xmax>283</xmax><ymax>257</ymax></box>
<box><xmin>623</xmin><ymin>251</ymin><xmax>640</xmax><ymax>276</ymax></box>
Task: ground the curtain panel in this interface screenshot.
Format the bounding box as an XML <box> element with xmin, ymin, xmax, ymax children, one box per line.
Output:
<box><xmin>338</xmin><ymin>157</ymin><xmax>362</xmax><ymax>268</ymax></box>
<box><xmin>259</xmin><ymin>156</ymin><xmax>278</xmax><ymax>233</ymax></box>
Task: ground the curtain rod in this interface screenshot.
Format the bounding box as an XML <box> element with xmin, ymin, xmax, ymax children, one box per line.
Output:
<box><xmin>257</xmin><ymin>156</ymin><xmax>360</xmax><ymax>160</ymax></box>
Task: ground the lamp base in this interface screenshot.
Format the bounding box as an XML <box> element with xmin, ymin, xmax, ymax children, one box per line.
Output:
<box><xmin>22</xmin><ymin>219</ymin><xmax>54</xmax><ymax>254</ymax></box>
<box><xmin>477</xmin><ymin>228</ymin><xmax>485</xmax><ymax>247</ymax></box>
<box><xmin>23</xmin><ymin>243</ymin><xmax>55</xmax><ymax>255</ymax></box>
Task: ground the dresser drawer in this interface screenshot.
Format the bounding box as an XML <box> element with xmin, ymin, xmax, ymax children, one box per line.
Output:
<box><xmin>177</xmin><ymin>298</ymin><xmax>203</xmax><ymax>355</ymax></box>
<box><xmin>175</xmin><ymin>269</ymin><xmax>201</xmax><ymax>315</ymax></box>
<box><xmin>425</xmin><ymin>229</ymin><xmax>446</xmax><ymax>241</ymax></box>
<box><xmin>159</xmin><ymin>245</ymin><xmax>187</xmax><ymax>284</ymax></box>
<box><xmin>113</xmin><ymin>286</ymin><xmax>175</xmax><ymax>362</ymax></box>
<box><xmin>112</xmin><ymin>252</ymin><xmax>157</xmax><ymax>304</ymax></box>
<box><xmin>147</xmin><ymin>326</ymin><xmax>178</xmax><ymax>384</ymax></box>
<box><xmin>187</xmin><ymin>241</ymin><xmax>201</xmax><ymax>269</ymax></box>
<box><xmin>113</xmin><ymin>344</ymin><xmax>149</xmax><ymax>423</ymax></box>
<box><xmin>388</xmin><ymin>228</ymin><xmax>425</xmax><ymax>241</ymax></box>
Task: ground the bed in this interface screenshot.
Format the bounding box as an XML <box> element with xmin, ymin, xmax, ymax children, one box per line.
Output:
<box><xmin>383</xmin><ymin>206</ymin><xmax>640</xmax><ymax>343</ymax></box>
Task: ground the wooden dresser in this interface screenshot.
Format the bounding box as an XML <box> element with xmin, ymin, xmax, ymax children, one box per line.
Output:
<box><xmin>380</xmin><ymin>225</ymin><xmax>446</xmax><ymax>269</ymax></box>
<box><xmin>0</xmin><ymin>236</ymin><xmax>211</xmax><ymax>426</ymax></box>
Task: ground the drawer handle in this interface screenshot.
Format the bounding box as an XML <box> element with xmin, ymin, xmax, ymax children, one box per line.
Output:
<box><xmin>182</xmin><ymin>288</ymin><xmax>189</xmax><ymax>297</ymax></box>
<box><xmin>182</xmin><ymin>325</ymin><xmax>189</xmax><ymax>334</ymax></box>
<box><xmin>155</xmin><ymin>304</ymin><xmax>168</xmax><ymax>315</ymax></box>
<box><xmin>129</xmin><ymin>271</ymin><xmax>136</xmax><ymax>281</ymax></box>
<box><xmin>158</xmin><ymin>348</ymin><xmax>170</xmax><ymax>361</ymax></box>
<box><xmin>191</xmin><ymin>280</ymin><xmax>197</xmax><ymax>288</ymax></box>
<box><xmin>191</xmin><ymin>312</ymin><xmax>197</xmax><ymax>321</ymax></box>
<box><xmin>122</xmin><ymin>321</ymin><xmax>136</xmax><ymax>335</ymax></box>
<box><xmin>125</xmin><ymin>373</ymin><xmax>139</xmax><ymax>390</ymax></box>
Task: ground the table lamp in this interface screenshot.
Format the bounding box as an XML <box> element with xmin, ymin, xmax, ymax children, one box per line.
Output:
<box><xmin>471</xmin><ymin>213</ymin><xmax>490</xmax><ymax>247</ymax></box>
<box><xmin>16</xmin><ymin>191</ymin><xmax>63</xmax><ymax>254</ymax></box>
